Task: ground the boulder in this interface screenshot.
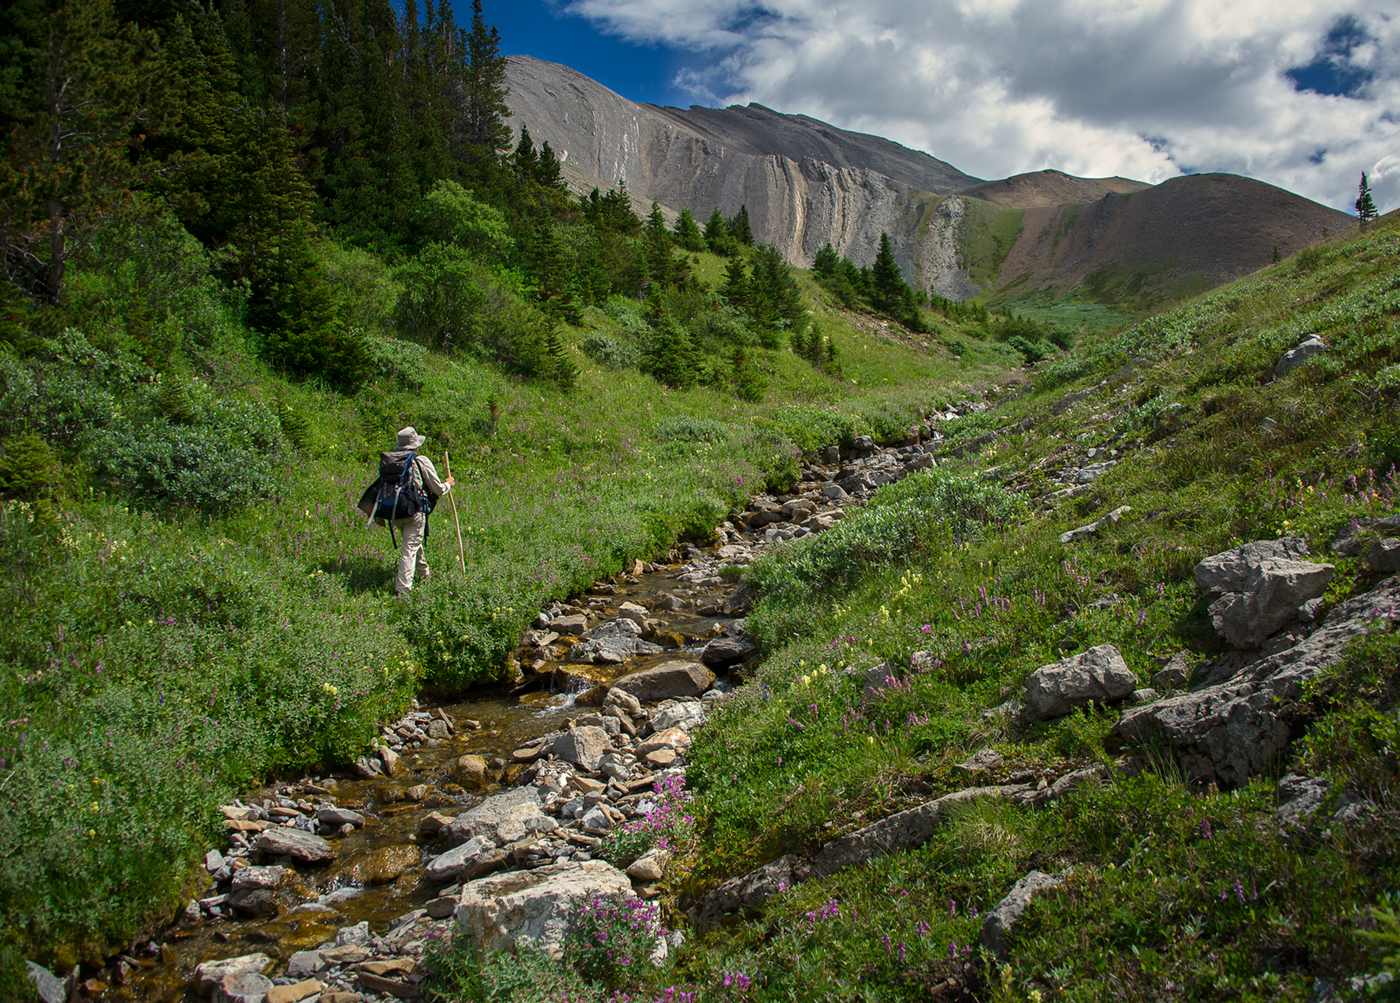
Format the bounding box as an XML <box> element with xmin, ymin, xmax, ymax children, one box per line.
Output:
<box><xmin>25</xmin><ymin>962</ymin><xmax>65</xmax><ymax>1003</ymax></box>
<box><xmin>231</xmin><ymin>865</ymin><xmax>286</xmax><ymax>891</ymax></box>
<box><xmin>1022</xmin><ymin>644</ymin><xmax>1137</xmax><ymax>722</ymax></box>
<box><xmin>552</xmin><ymin>726</ymin><xmax>610</xmax><ymax>772</ymax></box>
<box><xmin>427</xmin><ymin>835</ymin><xmax>506</xmax><ymax>882</ymax></box>
<box><xmin>1111</xmin><ymin>583</ymin><xmax>1400</xmax><ymax>787</ymax></box>
<box><xmin>978</xmin><ymin>871</ymin><xmax>1067</xmax><ymax>960</ymax></box>
<box><xmin>610</xmin><ymin>661</ymin><xmax>716</xmax><ymax>702</ymax></box>
<box><xmin>1274</xmin><ymin>336</ymin><xmax>1326</xmax><ymax>377</ymax></box>
<box><xmin>571</xmin><ymin>636</ymin><xmax>664</xmax><ymax>664</ymax></box>
<box><xmin>1207</xmin><ymin>558</ymin><xmax>1334</xmax><ymax>648</ymax></box>
<box><xmin>1192</xmin><ymin>537</ymin><xmax>1310</xmax><ymax>600</ymax></box>
<box><xmin>254</xmin><ymin>827</ymin><xmax>335</xmax><ymax>864</ymax></box>
<box><xmin>442</xmin><ymin>787</ymin><xmax>545</xmax><ymax>846</ymax></box>
<box><xmin>363</xmin><ymin>845</ymin><xmax>418</xmax><ymax>884</ymax></box>
<box><xmin>1074</xmin><ymin>461</ymin><xmax>1117</xmax><ymax>484</ymax></box>
<box><xmin>455</xmin><ymin>859</ymin><xmax>633</xmax><ymax>957</ymax></box>
<box><xmin>616</xmin><ymin>602</ymin><xmax>650</xmax><ymax>627</ymax></box>
<box><xmin>229</xmin><ymin>888</ymin><xmax>279</xmax><ymax>918</ymax></box>
<box><xmin>285</xmin><ymin>952</ymin><xmax>328</xmax><ymax>978</ymax></box>
<box><xmin>315</xmin><ymin>806</ymin><xmax>365</xmax><ymax>827</ymax></box>
<box><xmin>450</xmin><ymin>755</ymin><xmax>489</xmax><ymax>789</ymax></box>
<box><xmin>551</xmin><ymin>614</ymin><xmax>588</xmax><ymax>635</ymax></box>
<box><xmin>604</xmin><ymin>687</ymin><xmax>644</xmax><ymax>717</ymax></box>
<box><xmin>700</xmin><ymin>634</ymin><xmax>760</xmax><ymax>667</ymax></box>
<box><xmin>953</xmin><ymin>748</ymin><xmax>1004</xmax><ymax>777</ymax></box>
<box><xmin>212</xmin><ymin>973</ymin><xmax>274</xmax><ymax>1003</ymax></box>
<box><xmin>650</xmin><ymin>701</ymin><xmax>706</xmax><ymax>733</ymax></box>
<box><xmin>1275</xmin><ymin>773</ymin><xmax>1332</xmax><ymax>828</ymax></box>
<box><xmin>582</xmin><ymin>618</ymin><xmax>642</xmax><ymax>640</ymax></box>
<box><xmin>196</xmin><ymin>955</ymin><xmax>272</xmax><ymax>995</ymax></box>
<box><xmin>1368</xmin><ymin>537</ymin><xmax>1400</xmax><ymax>573</ymax></box>
<box><xmin>626</xmin><ymin>852</ymin><xmax>668</xmax><ymax>882</ymax></box>
<box><xmin>1150</xmin><ymin>651</ymin><xmax>1193</xmax><ymax>691</ymax></box>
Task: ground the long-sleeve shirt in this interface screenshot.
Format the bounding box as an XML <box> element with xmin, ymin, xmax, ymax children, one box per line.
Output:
<box><xmin>414</xmin><ymin>455</ymin><xmax>451</xmax><ymax>499</ymax></box>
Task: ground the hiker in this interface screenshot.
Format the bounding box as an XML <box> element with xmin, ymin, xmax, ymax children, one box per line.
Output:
<box><xmin>358</xmin><ymin>426</ymin><xmax>454</xmax><ymax>596</ymax></box>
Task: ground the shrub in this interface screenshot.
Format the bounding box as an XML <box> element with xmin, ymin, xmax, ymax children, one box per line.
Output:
<box><xmin>0</xmin><ymin>431</ymin><xmax>61</xmax><ymax>500</ymax></box>
<box><xmin>94</xmin><ymin>387</ymin><xmax>287</xmax><ymax>512</ymax></box>
<box><xmin>563</xmin><ymin>894</ymin><xmax>668</xmax><ymax>990</ymax></box>
<box><xmin>393</xmin><ymin>243</ymin><xmax>488</xmax><ymax>351</ymax></box>
<box><xmin>580</xmin><ymin>331</ymin><xmax>639</xmax><ymax>370</ymax></box>
<box><xmin>654</xmin><ymin>416</ymin><xmax>729</xmax><ymax>444</ymax></box>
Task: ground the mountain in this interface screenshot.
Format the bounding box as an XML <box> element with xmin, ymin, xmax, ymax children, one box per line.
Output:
<box><xmin>504</xmin><ymin>55</ymin><xmax>1354</xmax><ymax>310</ymax></box>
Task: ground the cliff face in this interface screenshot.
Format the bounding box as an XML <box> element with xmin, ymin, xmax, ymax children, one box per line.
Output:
<box><xmin>505</xmin><ymin>55</ymin><xmax>1355</xmax><ymax>307</ymax></box>
<box><xmin>504</xmin><ymin>55</ymin><xmax>977</xmax><ymax>283</ymax></box>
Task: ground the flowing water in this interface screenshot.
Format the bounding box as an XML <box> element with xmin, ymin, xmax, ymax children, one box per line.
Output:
<box><xmin>115</xmin><ymin>558</ymin><xmax>744</xmax><ymax>1001</ymax></box>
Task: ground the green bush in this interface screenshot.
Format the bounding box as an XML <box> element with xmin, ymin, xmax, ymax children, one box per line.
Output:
<box><xmin>94</xmin><ymin>388</ymin><xmax>287</xmax><ymax>512</ymax></box>
<box><xmin>654</xmin><ymin>415</ymin><xmax>730</xmax><ymax>444</ymax></box>
<box><xmin>580</xmin><ymin>331</ymin><xmax>639</xmax><ymax>370</ymax></box>
<box><xmin>0</xmin><ymin>431</ymin><xmax>61</xmax><ymax>500</ymax></box>
<box><xmin>393</xmin><ymin>243</ymin><xmax>488</xmax><ymax>351</ymax></box>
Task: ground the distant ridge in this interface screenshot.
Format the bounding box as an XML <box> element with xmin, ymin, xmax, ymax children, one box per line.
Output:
<box><xmin>505</xmin><ymin>55</ymin><xmax>1355</xmax><ymax>309</ymax></box>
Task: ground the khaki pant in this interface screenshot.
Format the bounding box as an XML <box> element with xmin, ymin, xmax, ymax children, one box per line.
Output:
<box><xmin>393</xmin><ymin>513</ymin><xmax>429</xmax><ymax>595</ymax></box>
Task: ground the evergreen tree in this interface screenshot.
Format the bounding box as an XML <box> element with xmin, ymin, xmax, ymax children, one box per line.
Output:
<box><xmin>703</xmin><ymin>205</ymin><xmax>730</xmax><ymax>254</ymax></box>
<box><xmin>871</xmin><ymin>232</ymin><xmax>904</xmax><ymax>312</ymax></box>
<box><xmin>544</xmin><ymin>325</ymin><xmax>577</xmax><ymax>390</ymax></box>
<box><xmin>728</xmin><ymin>204</ymin><xmax>754</xmax><ymax>245</ymax></box>
<box><xmin>730</xmin><ymin>344</ymin><xmax>766</xmax><ymax>402</ymax></box>
<box><xmin>720</xmin><ymin>255</ymin><xmax>749</xmax><ymax>309</ymax></box>
<box><xmin>0</xmin><ymin>0</ymin><xmax>161</xmax><ymax>300</ymax></box>
<box><xmin>536</xmin><ymin>140</ymin><xmax>563</xmax><ymax>189</ymax></box>
<box><xmin>1357</xmin><ymin>172</ymin><xmax>1379</xmax><ymax>231</ymax></box>
<box><xmin>673</xmin><ymin>207</ymin><xmax>705</xmax><ymax>252</ymax></box>
<box><xmin>640</xmin><ymin>308</ymin><xmax>697</xmax><ymax>389</ymax></box>
<box><xmin>644</xmin><ymin>202</ymin><xmax>675</xmax><ymax>287</ymax></box>
<box><xmin>457</xmin><ymin>0</ymin><xmax>510</xmax><ymax>167</ymax></box>
<box><xmin>813</xmin><ymin>242</ymin><xmax>838</xmax><ymax>278</ymax></box>
<box><xmin>513</xmin><ymin>126</ymin><xmax>539</xmax><ymax>179</ymax></box>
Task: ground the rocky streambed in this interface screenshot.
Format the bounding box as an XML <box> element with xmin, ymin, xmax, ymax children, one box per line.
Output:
<box><xmin>44</xmin><ymin>440</ymin><xmax>936</xmax><ymax>1003</ymax></box>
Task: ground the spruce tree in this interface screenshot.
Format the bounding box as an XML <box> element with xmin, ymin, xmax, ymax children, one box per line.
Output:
<box><xmin>458</xmin><ymin>0</ymin><xmax>511</xmax><ymax>167</ymax></box>
<box><xmin>644</xmin><ymin>202</ymin><xmax>675</xmax><ymax>287</ymax></box>
<box><xmin>729</xmin><ymin>204</ymin><xmax>754</xmax><ymax>245</ymax></box>
<box><xmin>703</xmin><ymin>205</ymin><xmax>729</xmax><ymax>254</ymax></box>
<box><xmin>544</xmin><ymin>326</ymin><xmax>577</xmax><ymax>390</ymax></box>
<box><xmin>0</xmin><ymin>0</ymin><xmax>161</xmax><ymax>300</ymax></box>
<box><xmin>673</xmin><ymin>207</ymin><xmax>705</xmax><ymax>252</ymax></box>
<box><xmin>813</xmin><ymin>242</ymin><xmax>838</xmax><ymax>278</ymax></box>
<box><xmin>513</xmin><ymin>126</ymin><xmax>539</xmax><ymax>179</ymax></box>
<box><xmin>1357</xmin><ymin>172</ymin><xmax>1379</xmax><ymax>231</ymax></box>
<box><xmin>871</xmin><ymin>232</ymin><xmax>904</xmax><ymax>312</ymax></box>
<box><xmin>536</xmin><ymin>140</ymin><xmax>563</xmax><ymax>188</ymax></box>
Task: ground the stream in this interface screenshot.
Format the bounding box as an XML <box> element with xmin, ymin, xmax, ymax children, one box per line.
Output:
<box><xmin>113</xmin><ymin>550</ymin><xmax>754</xmax><ymax>1002</ymax></box>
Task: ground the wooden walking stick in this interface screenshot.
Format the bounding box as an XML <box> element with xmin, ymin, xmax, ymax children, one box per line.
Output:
<box><xmin>443</xmin><ymin>451</ymin><xmax>467</xmax><ymax>574</ymax></box>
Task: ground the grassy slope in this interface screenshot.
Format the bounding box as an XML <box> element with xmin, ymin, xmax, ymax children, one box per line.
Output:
<box><xmin>0</xmin><ymin>239</ymin><xmax>1008</xmax><ymax>976</ymax></box>
<box><xmin>651</xmin><ymin>218</ymin><xmax>1400</xmax><ymax>1001</ymax></box>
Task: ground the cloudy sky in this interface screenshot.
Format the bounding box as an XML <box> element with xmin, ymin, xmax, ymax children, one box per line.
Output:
<box><xmin>482</xmin><ymin>0</ymin><xmax>1399</xmax><ymax>215</ymax></box>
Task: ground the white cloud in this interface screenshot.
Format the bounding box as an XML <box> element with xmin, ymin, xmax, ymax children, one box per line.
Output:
<box><xmin>561</xmin><ymin>0</ymin><xmax>1400</xmax><ymax>213</ymax></box>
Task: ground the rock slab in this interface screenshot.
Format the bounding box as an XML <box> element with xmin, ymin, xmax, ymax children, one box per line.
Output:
<box><xmin>1023</xmin><ymin>644</ymin><xmax>1136</xmax><ymax>721</ymax></box>
<box><xmin>455</xmin><ymin>859</ymin><xmax>633</xmax><ymax>956</ymax></box>
<box><xmin>979</xmin><ymin>871</ymin><xmax>1067</xmax><ymax>960</ymax></box>
<box><xmin>609</xmin><ymin>661</ymin><xmax>716</xmax><ymax>702</ymax></box>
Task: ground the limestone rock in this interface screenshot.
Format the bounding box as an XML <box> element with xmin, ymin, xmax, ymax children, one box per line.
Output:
<box><xmin>626</xmin><ymin>852</ymin><xmax>669</xmax><ymax>882</ymax></box>
<box><xmin>1059</xmin><ymin>505</ymin><xmax>1131</xmax><ymax>544</ymax></box>
<box><xmin>1207</xmin><ymin>558</ymin><xmax>1334</xmax><ymax>648</ymax></box>
<box><xmin>455</xmin><ymin>859</ymin><xmax>633</xmax><ymax>957</ymax></box>
<box><xmin>1274</xmin><ymin>336</ymin><xmax>1326</xmax><ymax>377</ymax></box>
<box><xmin>315</xmin><ymin>806</ymin><xmax>365</xmax><ymax>827</ymax></box>
<box><xmin>212</xmin><ymin>973</ymin><xmax>274</xmax><ymax>1003</ymax></box>
<box><xmin>231</xmin><ymin>865</ymin><xmax>286</xmax><ymax>891</ymax></box>
<box><xmin>450</xmin><ymin>755</ymin><xmax>489</xmax><ymax>789</ymax></box>
<box><xmin>610</xmin><ymin>661</ymin><xmax>716</xmax><ymax>702</ymax></box>
<box><xmin>1150</xmin><ymin>651</ymin><xmax>1193</xmax><ymax>691</ymax></box>
<box><xmin>1275</xmin><ymin>773</ymin><xmax>1332</xmax><ymax>828</ymax></box>
<box><xmin>25</xmin><ymin>962</ymin><xmax>65</xmax><ymax>1003</ymax></box>
<box><xmin>267</xmin><ymin>981</ymin><xmax>322</xmax><ymax>1003</ymax></box>
<box><xmin>1111</xmin><ymin>583</ymin><xmax>1400</xmax><ymax>787</ymax></box>
<box><xmin>285</xmin><ymin>952</ymin><xmax>328</xmax><ymax>978</ymax></box>
<box><xmin>650</xmin><ymin>701</ymin><xmax>706</xmax><ymax>733</ymax></box>
<box><xmin>1022</xmin><ymin>644</ymin><xmax>1136</xmax><ymax>721</ymax></box>
<box><xmin>953</xmin><ymin>748</ymin><xmax>1004</xmax><ymax>777</ymax></box>
<box><xmin>978</xmin><ymin>871</ymin><xmax>1067</xmax><ymax>959</ymax></box>
<box><xmin>1192</xmin><ymin>537</ymin><xmax>1310</xmax><ymax>600</ymax></box>
<box><xmin>552</xmin><ymin>726</ymin><xmax>610</xmax><ymax>772</ymax></box>
<box><xmin>254</xmin><ymin>827</ymin><xmax>335</xmax><ymax>864</ymax></box>
<box><xmin>1367</xmin><ymin>537</ymin><xmax>1400</xmax><ymax>572</ymax></box>
<box><xmin>363</xmin><ymin>845</ymin><xmax>418</xmax><ymax>884</ymax></box>
<box><xmin>196</xmin><ymin>955</ymin><xmax>271</xmax><ymax>995</ymax></box>
<box><xmin>571</xmin><ymin>635</ymin><xmax>664</xmax><ymax>664</ymax></box>
<box><xmin>551</xmin><ymin>614</ymin><xmax>588</xmax><ymax>635</ymax></box>
<box><xmin>700</xmin><ymin>634</ymin><xmax>760</xmax><ymax>667</ymax></box>
<box><xmin>426</xmin><ymin>836</ymin><xmax>506</xmax><ymax>882</ymax></box>
<box><xmin>442</xmin><ymin>787</ymin><xmax>545</xmax><ymax>846</ymax></box>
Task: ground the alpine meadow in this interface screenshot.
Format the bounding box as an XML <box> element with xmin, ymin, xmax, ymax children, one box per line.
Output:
<box><xmin>1</xmin><ymin>2</ymin><xmax>1398</xmax><ymax>1002</ymax></box>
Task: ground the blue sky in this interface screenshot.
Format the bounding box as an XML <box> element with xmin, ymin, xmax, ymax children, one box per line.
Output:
<box><xmin>466</xmin><ymin>0</ymin><xmax>1399</xmax><ymax>214</ymax></box>
<box><xmin>466</xmin><ymin>0</ymin><xmax>696</xmax><ymax>107</ymax></box>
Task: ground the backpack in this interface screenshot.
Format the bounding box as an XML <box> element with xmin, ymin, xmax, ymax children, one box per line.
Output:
<box><xmin>357</xmin><ymin>450</ymin><xmax>435</xmax><ymax>546</ymax></box>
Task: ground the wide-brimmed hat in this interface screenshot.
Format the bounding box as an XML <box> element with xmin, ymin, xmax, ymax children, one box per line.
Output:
<box><xmin>396</xmin><ymin>426</ymin><xmax>426</xmax><ymax>450</ymax></box>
